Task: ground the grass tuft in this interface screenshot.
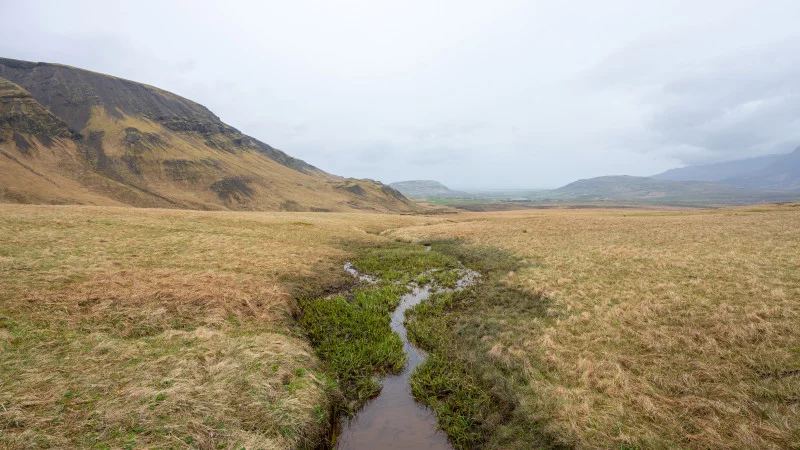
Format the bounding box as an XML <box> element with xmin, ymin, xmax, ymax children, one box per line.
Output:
<box><xmin>295</xmin><ymin>242</ymin><xmax>461</xmax><ymax>415</ymax></box>
<box><xmin>405</xmin><ymin>240</ymin><xmax>558</xmax><ymax>449</ymax></box>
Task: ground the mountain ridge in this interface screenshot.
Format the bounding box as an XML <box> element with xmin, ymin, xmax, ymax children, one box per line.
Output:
<box><xmin>554</xmin><ymin>175</ymin><xmax>800</xmax><ymax>205</ymax></box>
<box><xmin>721</xmin><ymin>147</ymin><xmax>800</xmax><ymax>190</ymax></box>
<box><xmin>652</xmin><ymin>154</ymin><xmax>785</xmax><ymax>182</ymax></box>
<box><xmin>0</xmin><ymin>57</ymin><xmax>417</xmax><ymax>212</ymax></box>
<box><xmin>652</xmin><ymin>147</ymin><xmax>800</xmax><ymax>190</ymax></box>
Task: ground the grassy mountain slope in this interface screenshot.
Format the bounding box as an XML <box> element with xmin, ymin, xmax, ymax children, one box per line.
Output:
<box><xmin>554</xmin><ymin>175</ymin><xmax>800</xmax><ymax>205</ymax></box>
<box><xmin>389</xmin><ymin>180</ymin><xmax>470</xmax><ymax>198</ymax></box>
<box><xmin>0</xmin><ymin>58</ymin><xmax>417</xmax><ymax>212</ymax></box>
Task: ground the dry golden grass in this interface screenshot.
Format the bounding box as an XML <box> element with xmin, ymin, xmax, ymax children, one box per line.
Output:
<box><xmin>3</xmin><ymin>202</ymin><xmax>798</xmax><ymax>449</ymax></box>
<box><xmin>388</xmin><ymin>204</ymin><xmax>800</xmax><ymax>449</ymax></box>
<box><xmin>0</xmin><ymin>204</ymin><xmax>437</xmax><ymax>449</ymax></box>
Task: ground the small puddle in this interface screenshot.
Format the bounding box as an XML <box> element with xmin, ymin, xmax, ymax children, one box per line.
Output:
<box><xmin>335</xmin><ymin>250</ymin><xmax>478</xmax><ymax>449</ymax></box>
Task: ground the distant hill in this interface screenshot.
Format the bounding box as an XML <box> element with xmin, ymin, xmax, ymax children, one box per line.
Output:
<box><xmin>0</xmin><ymin>57</ymin><xmax>417</xmax><ymax>212</ymax></box>
<box><xmin>721</xmin><ymin>147</ymin><xmax>800</xmax><ymax>190</ymax></box>
<box><xmin>553</xmin><ymin>175</ymin><xmax>800</xmax><ymax>205</ymax></box>
<box><xmin>652</xmin><ymin>154</ymin><xmax>784</xmax><ymax>182</ymax></box>
<box><xmin>653</xmin><ymin>147</ymin><xmax>800</xmax><ymax>190</ymax></box>
<box><xmin>389</xmin><ymin>180</ymin><xmax>470</xmax><ymax>198</ymax></box>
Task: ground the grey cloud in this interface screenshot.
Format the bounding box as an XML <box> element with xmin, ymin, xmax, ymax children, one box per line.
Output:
<box><xmin>3</xmin><ymin>0</ymin><xmax>800</xmax><ymax>187</ymax></box>
<box><xmin>590</xmin><ymin>37</ymin><xmax>800</xmax><ymax>165</ymax></box>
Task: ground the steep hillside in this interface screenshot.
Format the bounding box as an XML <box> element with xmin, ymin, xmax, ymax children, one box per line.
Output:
<box><xmin>553</xmin><ymin>175</ymin><xmax>800</xmax><ymax>205</ymax></box>
<box><xmin>389</xmin><ymin>180</ymin><xmax>470</xmax><ymax>198</ymax></box>
<box><xmin>722</xmin><ymin>146</ymin><xmax>800</xmax><ymax>190</ymax></box>
<box><xmin>0</xmin><ymin>57</ymin><xmax>417</xmax><ymax>212</ymax></box>
<box><xmin>652</xmin><ymin>154</ymin><xmax>784</xmax><ymax>182</ymax></box>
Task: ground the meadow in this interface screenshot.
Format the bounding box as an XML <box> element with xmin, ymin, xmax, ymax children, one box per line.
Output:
<box><xmin>1</xmin><ymin>202</ymin><xmax>798</xmax><ymax>449</ymax></box>
<box><xmin>392</xmin><ymin>203</ymin><xmax>800</xmax><ymax>449</ymax></box>
<box><xmin>0</xmin><ymin>204</ymin><xmax>436</xmax><ymax>449</ymax></box>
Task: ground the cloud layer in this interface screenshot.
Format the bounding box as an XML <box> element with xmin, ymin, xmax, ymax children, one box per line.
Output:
<box><xmin>3</xmin><ymin>0</ymin><xmax>799</xmax><ymax>188</ymax></box>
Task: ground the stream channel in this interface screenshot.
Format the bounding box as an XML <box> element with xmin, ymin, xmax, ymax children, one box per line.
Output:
<box><xmin>335</xmin><ymin>248</ymin><xmax>478</xmax><ymax>449</ymax></box>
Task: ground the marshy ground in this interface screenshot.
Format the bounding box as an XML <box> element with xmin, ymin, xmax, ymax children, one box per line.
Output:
<box><xmin>1</xmin><ymin>203</ymin><xmax>798</xmax><ymax>448</ymax></box>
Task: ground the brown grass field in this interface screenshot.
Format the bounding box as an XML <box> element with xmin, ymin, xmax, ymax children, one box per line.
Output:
<box><xmin>1</xmin><ymin>203</ymin><xmax>799</xmax><ymax>448</ymax></box>
<box><xmin>390</xmin><ymin>203</ymin><xmax>800</xmax><ymax>449</ymax></box>
<box><xmin>0</xmin><ymin>204</ymin><xmax>436</xmax><ymax>449</ymax></box>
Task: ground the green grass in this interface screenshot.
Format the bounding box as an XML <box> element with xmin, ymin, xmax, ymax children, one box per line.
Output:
<box><xmin>298</xmin><ymin>239</ymin><xmax>558</xmax><ymax>447</ymax></box>
<box><xmin>350</xmin><ymin>243</ymin><xmax>460</xmax><ymax>283</ymax></box>
<box><xmin>298</xmin><ymin>238</ymin><xmax>562</xmax><ymax>448</ymax></box>
<box><xmin>406</xmin><ymin>240</ymin><xmax>560</xmax><ymax>449</ymax></box>
<box><xmin>298</xmin><ymin>284</ymin><xmax>407</xmax><ymax>405</ymax></box>
<box><xmin>296</xmin><ymin>242</ymin><xmax>461</xmax><ymax>413</ymax></box>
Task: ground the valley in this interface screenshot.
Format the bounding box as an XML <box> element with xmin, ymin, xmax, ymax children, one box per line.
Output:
<box><xmin>2</xmin><ymin>35</ymin><xmax>800</xmax><ymax>450</ymax></box>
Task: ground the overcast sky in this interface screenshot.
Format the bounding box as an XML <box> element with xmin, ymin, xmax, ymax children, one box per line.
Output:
<box><xmin>3</xmin><ymin>0</ymin><xmax>800</xmax><ymax>189</ymax></box>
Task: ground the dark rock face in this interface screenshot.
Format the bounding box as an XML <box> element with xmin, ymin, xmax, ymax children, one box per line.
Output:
<box><xmin>0</xmin><ymin>78</ymin><xmax>73</xmax><ymax>141</ymax></box>
<box><xmin>81</xmin><ymin>131</ymin><xmax>113</xmax><ymax>176</ymax></box>
<box><xmin>12</xmin><ymin>132</ymin><xmax>32</xmax><ymax>155</ymax></box>
<box><xmin>210</xmin><ymin>177</ymin><xmax>255</xmax><ymax>203</ymax></box>
<box><xmin>337</xmin><ymin>183</ymin><xmax>367</xmax><ymax>196</ymax></box>
<box><xmin>122</xmin><ymin>127</ymin><xmax>165</xmax><ymax>153</ymax></box>
<box><xmin>163</xmin><ymin>159</ymin><xmax>222</xmax><ymax>182</ymax></box>
<box><xmin>0</xmin><ymin>57</ymin><xmax>220</xmax><ymax>133</ymax></box>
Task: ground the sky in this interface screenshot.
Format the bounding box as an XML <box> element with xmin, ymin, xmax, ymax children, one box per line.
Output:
<box><xmin>2</xmin><ymin>0</ymin><xmax>800</xmax><ymax>189</ymax></box>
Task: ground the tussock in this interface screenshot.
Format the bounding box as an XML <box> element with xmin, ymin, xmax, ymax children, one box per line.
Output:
<box><xmin>0</xmin><ymin>204</ymin><xmax>436</xmax><ymax>448</ymax></box>
<box><xmin>391</xmin><ymin>206</ymin><xmax>800</xmax><ymax>449</ymax></box>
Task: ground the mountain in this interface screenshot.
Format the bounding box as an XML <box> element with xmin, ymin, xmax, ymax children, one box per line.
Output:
<box><xmin>0</xmin><ymin>57</ymin><xmax>416</xmax><ymax>212</ymax></box>
<box><xmin>652</xmin><ymin>154</ymin><xmax>785</xmax><ymax>182</ymax></box>
<box><xmin>553</xmin><ymin>175</ymin><xmax>800</xmax><ymax>205</ymax></box>
<box><xmin>721</xmin><ymin>147</ymin><xmax>800</xmax><ymax>190</ymax></box>
<box><xmin>653</xmin><ymin>148</ymin><xmax>800</xmax><ymax>190</ymax></box>
<box><xmin>389</xmin><ymin>180</ymin><xmax>470</xmax><ymax>198</ymax></box>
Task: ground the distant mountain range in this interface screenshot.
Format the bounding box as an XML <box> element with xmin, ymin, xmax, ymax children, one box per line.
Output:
<box><xmin>653</xmin><ymin>147</ymin><xmax>800</xmax><ymax>190</ymax></box>
<box><xmin>388</xmin><ymin>180</ymin><xmax>470</xmax><ymax>198</ymax></box>
<box><xmin>0</xmin><ymin>57</ymin><xmax>416</xmax><ymax>212</ymax></box>
<box><xmin>392</xmin><ymin>170</ymin><xmax>800</xmax><ymax>207</ymax></box>
<box><xmin>552</xmin><ymin>175</ymin><xmax>800</xmax><ymax>205</ymax></box>
<box><xmin>391</xmin><ymin>147</ymin><xmax>800</xmax><ymax>207</ymax></box>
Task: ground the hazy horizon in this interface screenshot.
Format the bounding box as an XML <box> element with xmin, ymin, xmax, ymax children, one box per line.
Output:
<box><xmin>3</xmin><ymin>1</ymin><xmax>800</xmax><ymax>189</ymax></box>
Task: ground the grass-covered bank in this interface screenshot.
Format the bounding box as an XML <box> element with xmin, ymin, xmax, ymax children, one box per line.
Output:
<box><xmin>405</xmin><ymin>240</ymin><xmax>561</xmax><ymax>449</ymax></box>
<box><xmin>295</xmin><ymin>243</ymin><xmax>462</xmax><ymax>415</ymax></box>
<box><xmin>390</xmin><ymin>207</ymin><xmax>800</xmax><ymax>448</ymax></box>
<box><xmin>297</xmin><ymin>239</ymin><xmax>561</xmax><ymax>449</ymax></box>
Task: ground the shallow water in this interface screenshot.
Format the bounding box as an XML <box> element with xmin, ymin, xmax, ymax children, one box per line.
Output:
<box><xmin>335</xmin><ymin>285</ymin><xmax>452</xmax><ymax>449</ymax></box>
<box><xmin>335</xmin><ymin>249</ymin><xmax>480</xmax><ymax>449</ymax></box>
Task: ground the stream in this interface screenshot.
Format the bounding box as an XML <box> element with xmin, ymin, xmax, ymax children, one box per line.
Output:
<box><xmin>335</xmin><ymin>251</ymin><xmax>478</xmax><ymax>449</ymax></box>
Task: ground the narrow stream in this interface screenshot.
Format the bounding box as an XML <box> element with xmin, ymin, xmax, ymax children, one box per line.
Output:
<box><xmin>335</xmin><ymin>251</ymin><xmax>478</xmax><ymax>449</ymax></box>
